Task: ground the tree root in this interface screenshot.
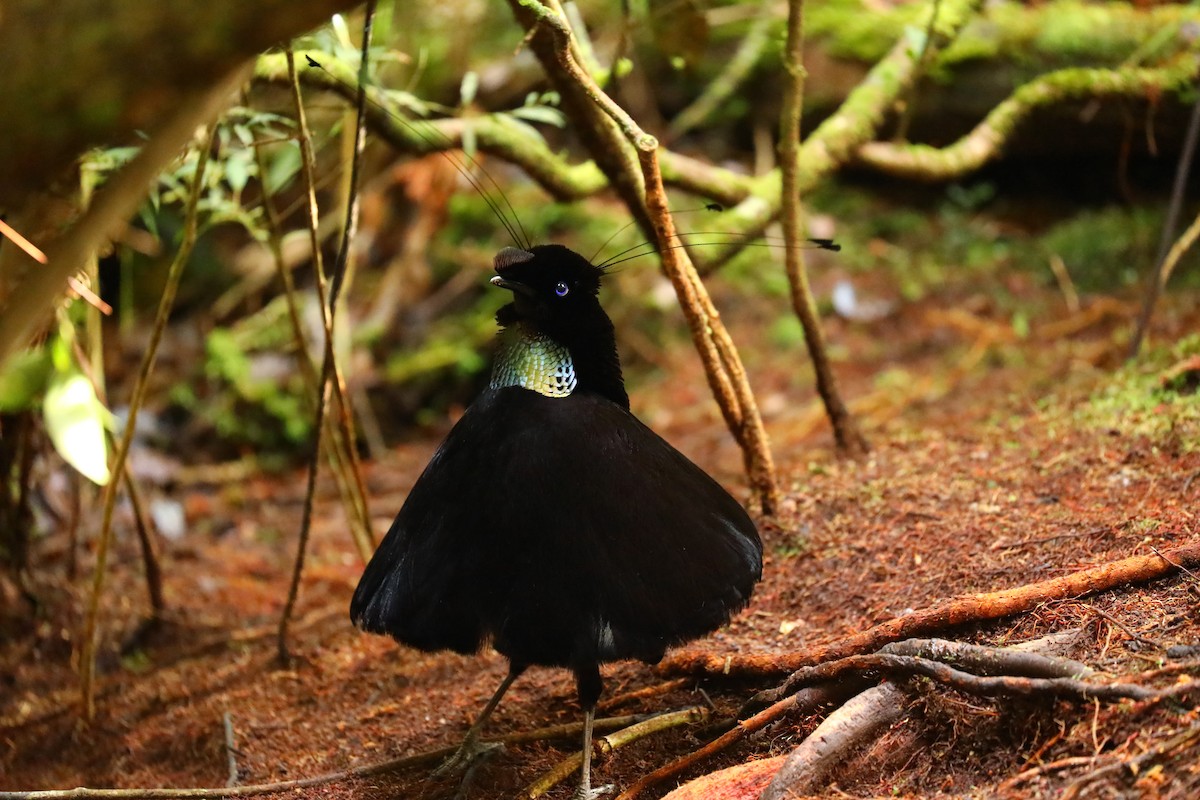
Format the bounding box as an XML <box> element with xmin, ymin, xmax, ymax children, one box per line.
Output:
<box><xmin>759</xmin><ymin>683</ymin><xmax>909</xmax><ymax>800</ymax></box>
<box><xmin>660</xmin><ymin>538</ymin><xmax>1200</xmax><ymax>677</ymax></box>
<box><xmin>626</xmin><ymin>631</ymin><xmax>1193</xmax><ymax>800</ymax></box>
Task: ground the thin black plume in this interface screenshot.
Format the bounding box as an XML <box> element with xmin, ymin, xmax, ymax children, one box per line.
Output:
<box><xmin>303</xmin><ymin>55</ymin><xmax>531</xmax><ymax>251</ymax></box>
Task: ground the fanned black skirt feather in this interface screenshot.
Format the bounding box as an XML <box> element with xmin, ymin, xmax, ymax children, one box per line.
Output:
<box><xmin>351</xmin><ymin>387</ymin><xmax>762</xmax><ymax>670</ymax></box>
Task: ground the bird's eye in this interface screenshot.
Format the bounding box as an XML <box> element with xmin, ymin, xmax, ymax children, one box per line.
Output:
<box><xmin>554</xmin><ymin>282</ymin><xmax>570</xmax><ymax>297</ymax></box>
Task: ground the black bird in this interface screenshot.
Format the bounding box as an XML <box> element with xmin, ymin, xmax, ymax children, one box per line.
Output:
<box><xmin>351</xmin><ymin>244</ymin><xmax>762</xmax><ymax>798</ymax></box>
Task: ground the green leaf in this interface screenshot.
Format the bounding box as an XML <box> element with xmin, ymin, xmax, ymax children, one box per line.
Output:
<box><xmin>331</xmin><ymin>13</ymin><xmax>354</xmax><ymax>49</ymax></box>
<box><xmin>0</xmin><ymin>348</ymin><xmax>52</xmax><ymax>411</ymax></box>
<box><xmin>460</xmin><ymin>71</ymin><xmax>479</xmax><ymax>107</ymax></box>
<box><xmin>225</xmin><ymin>150</ymin><xmax>252</xmax><ymax>195</ymax></box>
<box><xmin>510</xmin><ymin>106</ymin><xmax>566</xmax><ymax>127</ymax></box>
<box><xmin>232</xmin><ymin>123</ymin><xmax>254</xmax><ymax>147</ymax></box>
<box><xmin>43</xmin><ymin>371</ymin><xmax>112</xmax><ymax>486</ymax></box>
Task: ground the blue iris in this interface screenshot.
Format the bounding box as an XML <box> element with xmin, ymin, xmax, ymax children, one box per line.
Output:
<box><xmin>555</xmin><ymin>282</ymin><xmax>570</xmax><ymax>297</ymax></box>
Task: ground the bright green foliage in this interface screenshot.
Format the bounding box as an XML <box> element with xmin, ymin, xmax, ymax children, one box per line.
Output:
<box><xmin>170</xmin><ymin>322</ymin><xmax>312</xmax><ymax>453</ymax></box>
<box><xmin>1083</xmin><ymin>334</ymin><xmax>1200</xmax><ymax>450</ymax></box>
<box><xmin>0</xmin><ymin>348</ymin><xmax>53</xmax><ymax>413</ymax></box>
<box><xmin>0</xmin><ymin>324</ymin><xmax>112</xmax><ymax>485</ymax></box>
<box><xmin>43</xmin><ymin>369</ymin><xmax>111</xmax><ymax>486</ymax></box>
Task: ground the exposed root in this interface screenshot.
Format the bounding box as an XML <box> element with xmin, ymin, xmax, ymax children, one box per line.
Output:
<box><xmin>661</xmin><ymin>539</ymin><xmax>1200</xmax><ymax>678</ymax></box>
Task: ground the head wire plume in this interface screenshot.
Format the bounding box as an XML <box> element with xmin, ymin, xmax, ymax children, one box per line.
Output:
<box><xmin>303</xmin><ymin>54</ymin><xmax>531</xmax><ymax>252</ymax></box>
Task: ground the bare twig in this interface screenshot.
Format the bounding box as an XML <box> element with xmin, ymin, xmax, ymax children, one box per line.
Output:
<box><xmin>277</xmin><ymin>5</ymin><xmax>382</xmax><ymax>659</ymax></box>
<box><xmin>323</xmin><ymin>1</ymin><xmax>376</xmax><ymax>551</ymax></box>
<box><xmin>520</xmin><ymin>707</ymin><xmax>709</xmax><ymax>799</ymax></box>
<box><xmin>640</xmin><ymin>149</ymin><xmax>780</xmax><ymax>510</ymax></box>
<box><xmin>223</xmin><ymin>712</ymin><xmax>239</xmax><ymax>788</ymax></box>
<box><xmin>80</xmin><ymin>122</ymin><xmax>217</xmax><ymax>721</ymax></box>
<box><xmin>779</xmin><ymin>0</ymin><xmax>867</xmax><ymax>456</ymax></box>
<box><xmin>661</xmin><ymin>539</ymin><xmax>1200</xmax><ymax>677</ymax></box>
<box><xmin>1129</xmin><ymin>89</ymin><xmax>1200</xmax><ymax>358</ymax></box>
<box><xmin>0</xmin><ymin>712</ymin><xmax>656</xmax><ymax>800</ymax></box>
<box><xmin>122</xmin><ymin>462</ymin><xmax>164</xmax><ymax>615</ymax></box>
<box><xmin>247</xmin><ymin>99</ymin><xmax>372</xmax><ymax>566</ymax></box>
<box><xmin>276</xmin><ymin>47</ymin><xmax>331</xmax><ymax>665</ymax></box>
<box><xmin>1061</xmin><ymin>719</ymin><xmax>1200</xmax><ymax>800</ymax></box>
<box><xmin>1071</xmin><ymin>602</ymin><xmax>1164</xmax><ymax>650</ymax></box>
<box><xmin>596</xmin><ymin>678</ymin><xmax>692</xmax><ymax>712</ymax></box>
<box><xmin>614</xmin><ymin>685</ymin><xmax>852</xmax><ymax>800</ymax></box>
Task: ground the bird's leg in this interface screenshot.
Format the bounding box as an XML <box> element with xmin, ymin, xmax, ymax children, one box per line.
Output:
<box><xmin>433</xmin><ymin>663</ymin><xmax>524</xmax><ymax>777</ymax></box>
<box><xmin>573</xmin><ymin>664</ymin><xmax>613</xmax><ymax>800</ymax></box>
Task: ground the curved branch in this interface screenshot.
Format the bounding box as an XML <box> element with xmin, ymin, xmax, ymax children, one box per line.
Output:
<box><xmin>855</xmin><ymin>60</ymin><xmax>1200</xmax><ymax>180</ymax></box>
<box><xmin>254</xmin><ymin>53</ymin><xmax>608</xmax><ymax>201</ymax></box>
<box><xmin>692</xmin><ymin>0</ymin><xmax>986</xmax><ymax>270</ymax></box>
<box><xmin>256</xmin><ymin>52</ymin><xmax>763</xmax><ymax>211</ymax></box>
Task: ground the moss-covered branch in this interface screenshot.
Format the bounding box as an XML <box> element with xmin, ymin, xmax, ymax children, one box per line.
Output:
<box><xmin>855</xmin><ymin>60</ymin><xmax>1200</xmax><ymax>180</ymax></box>
<box><xmin>806</xmin><ymin>0</ymin><xmax>1200</xmax><ymax>71</ymax></box>
<box><xmin>691</xmin><ymin>0</ymin><xmax>986</xmax><ymax>269</ymax></box>
<box><xmin>255</xmin><ymin>53</ymin><xmax>608</xmax><ymax>201</ymax></box>
<box><xmin>255</xmin><ymin>0</ymin><xmax>1197</xmax><ymax>272</ymax></box>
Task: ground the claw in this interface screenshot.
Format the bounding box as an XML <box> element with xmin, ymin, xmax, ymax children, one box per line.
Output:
<box><xmin>571</xmin><ymin>783</ymin><xmax>613</xmax><ymax>800</ymax></box>
<box><xmin>432</xmin><ymin>734</ymin><xmax>504</xmax><ymax>777</ymax></box>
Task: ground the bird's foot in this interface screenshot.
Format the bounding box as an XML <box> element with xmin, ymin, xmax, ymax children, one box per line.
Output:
<box><xmin>431</xmin><ymin>735</ymin><xmax>504</xmax><ymax>778</ymax></box>
<box><xmin>571</xmin><ymin>782</ymin><xmax>614</xmax><ymax>800</ymax></box>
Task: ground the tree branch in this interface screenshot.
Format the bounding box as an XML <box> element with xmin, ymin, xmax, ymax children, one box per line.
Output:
<box><xmin>855</xmin><ymin>61</ymin><xmax>1200</xmax><ymax>180</ymax></box>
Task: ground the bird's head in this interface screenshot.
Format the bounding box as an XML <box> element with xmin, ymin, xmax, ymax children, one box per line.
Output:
<box><xmin>490</xmin><ymin>245</ymin><xmax>605</xmax><ymax>332</ymax></box>
<box><xmin>489</xmin><ymin>244</ymin><xmax>628</xmax><ymax>408</ymax></box>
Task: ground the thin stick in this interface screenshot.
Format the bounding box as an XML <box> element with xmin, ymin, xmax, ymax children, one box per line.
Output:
<box><xmin>80</xmin><ymin>122</ymin><xmax>217</xmax><ymax>721</ymax></box>
<box><xmin>614</xmin><ymin>686</ymin><xmax>850</xmax><ymax>800</ymax></box>
<box><xmin>1070</xmin><ymin>602</ymin><xmax>1163</xmax><ymax>650</ymax></box>
<box><xmin>323</xmin><ymin>1</ymin><xmax>376</xmax><ymax>549</ymax></box>
<box><xmin>122</xmin><ymin>461</ymin><xmax>165</xmax><ymax>615</ymax></box>
<box><xmin>223</xmin><ymin>712</ymin><xmax>239</xmax><ymax>788</ymax></box>
<box><xmin>661</xmin><ymin>538</ymin><xmax>1200</xmax><ymax>677</ymax></box>
<box><xmin>521</xmin><ymin>706</ymin><xmax>709</xmax><ymax>800</ymax></box>
<box><xmin>247</xmin><ymin>101</ymin><xmax>371</xmax><ymax>566</ymax></box>
<box><xmin>276</xmin><ymin>47</ymin><xmax>330</xmax><ymax>664</ymax></box>
<box><xmin>779</xmin><ymin>0</ymin><xmax>867</xmax><ymax>456</ymax></box>
<box><xmin>1129</xmin><ymin>90</ymin><xmax>1200</xmax><ymax>358</ymax></box>
<box><xmin>0</xmin><ymin>713</ymin><xmax>652</xmax><ymax>800</ymax></box>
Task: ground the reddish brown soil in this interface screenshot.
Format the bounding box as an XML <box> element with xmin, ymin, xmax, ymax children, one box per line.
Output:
<box><xmin>3</xmin><ymin>278</ymin><xmax>1199</xmax><ymax>799</ymax></box>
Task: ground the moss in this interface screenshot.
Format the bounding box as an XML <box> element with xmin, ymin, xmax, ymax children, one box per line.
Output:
<box><xmin>1081</xmin><ymin>334</ymin><xmax>1200</xmax><ymax>451</ymax></box>
<box><xmin>806</xmin><ymin>0</ymin><xmax>1200</xmax><ymax>69</ymax></box>
<box><xmin>1038</xmin><ymin>206</ymin><xmax>1164</xmax><ymax>292</ymax></box>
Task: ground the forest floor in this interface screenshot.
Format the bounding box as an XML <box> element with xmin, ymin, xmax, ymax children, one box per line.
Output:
<box><xmin>2</xmin><ymin>268</ymin><xmax>1199</xmax><ymax>799</ymax></box>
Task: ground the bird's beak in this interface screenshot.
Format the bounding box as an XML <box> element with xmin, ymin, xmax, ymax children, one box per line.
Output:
<box><xmin>490</xmin><ymin>275</ymin><xmax>536</xmax><ymax>297</ymax></box>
